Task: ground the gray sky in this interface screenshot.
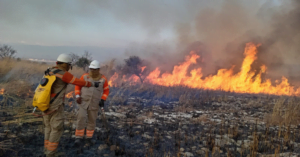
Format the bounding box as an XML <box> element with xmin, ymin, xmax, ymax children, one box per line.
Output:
<box><xmin>0</xmin><ymin>0</ymin><xmax>275</xmax><ymax>62</ymax></box>
<box><xmin>0</xmin><ymin>0</ymin><xmax>206</xmax><ymax>61</ymax></box>
<box><xmin>6</xmin><ymin>0</ymin><xmax>300</xmax><ymax>85</ymax></box>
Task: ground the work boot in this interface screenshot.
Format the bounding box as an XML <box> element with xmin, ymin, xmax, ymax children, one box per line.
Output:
<box><xmin>74</xmin><ymin>138</ymin><xmax>82</xmax><ymax>147</ymax></box>
<box><xmin>85</xmin><ymin>138</ymin><xmax>96</xmax><ymax>146</ymax></box>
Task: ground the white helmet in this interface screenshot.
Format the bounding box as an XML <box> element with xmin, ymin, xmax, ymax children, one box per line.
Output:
<box><xmin>57</xmin><ymin>54</ymin><xmax>72</xmax><ymax>64</ymax></box>
<box><xmin>89</xmin><ymin>60</ymin><xmax>100</xmax><ymax>69</ymax></box>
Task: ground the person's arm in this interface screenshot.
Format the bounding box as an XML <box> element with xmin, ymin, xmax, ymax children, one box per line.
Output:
<box><xmin>101</xmin><ymin>76</ymin><xmax>109</xmax><ymax>100</ymax></box>
<box><xmin>54</xmin><ymin>72</ymin><xmax>92</xmax><ymax>87</ymax></box>
<box><xmin>74</xmin><ymin>74</ymin><xmax>88</xmax><ymax>97</ymax></box>
<box><xmin>99</xmin><ymin>76</ymin><xmax>109</xmax><ymax>110</ymax></box>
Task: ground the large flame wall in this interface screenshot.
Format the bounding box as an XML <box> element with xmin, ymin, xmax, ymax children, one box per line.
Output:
<box><xmin>109</xmin><ymin>43</ymin><xmax>300</xmax><ymax>96</ymax></box>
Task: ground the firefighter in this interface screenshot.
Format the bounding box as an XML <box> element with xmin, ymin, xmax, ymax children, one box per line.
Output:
<box><xmin>74</xmin><ymin>60</ymin><xmax>109</xmax><ymax>146</ymax></box>
<box><xmin>43</xmin><ymin>54</ymin><xmax>98</xmax><ymax>157</ymax></box>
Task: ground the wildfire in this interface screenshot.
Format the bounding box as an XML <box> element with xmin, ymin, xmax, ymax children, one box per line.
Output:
<box><xmin>108</xmin><ymin>73</ymin><xmax>119</xmax><ymax>87</ymax></box>
<box><xmin>110</xmin><ymin>43</ymin><xmax>300</xmax><ymax>96</ymax></box>
<box><xmin>65</xmin><ymin>91</ymin><xmax>74</xmax><ymax>98</ymax></box>
<box><xmin>141</xmin><ymin>66</ymin><xmax>146</xmax><ymax>72</ymax></box>
<box><xmin>0</xmin><ymin>88</ymin><xmax>4</xmax><ymax>95</ymax></box>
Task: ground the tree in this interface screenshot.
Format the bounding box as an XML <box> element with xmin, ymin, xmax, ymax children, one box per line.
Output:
<box><xmin>69</xmin><ymin>52</ymin><xmax>80</xmax><ymax>64</ymax></box>
<box><xmin>120</xmin><ymin>56</ymin><xmax>149</xmax><ymax>83</ymax></box>
<box><xmin>0</xmin><ymin>45</ymin><xmax>17</xmax><ymax>59</ymax></box>
<box><xmin>69</xmin><ymin>51</ymin><xmax>92</xmax><ymax>72</ymax></box>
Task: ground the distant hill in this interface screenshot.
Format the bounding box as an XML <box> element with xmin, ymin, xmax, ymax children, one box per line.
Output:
<box><xmin>25</xmin><ymin>58</ymin><xmax>56</xmax><ymax>64</ymax></box>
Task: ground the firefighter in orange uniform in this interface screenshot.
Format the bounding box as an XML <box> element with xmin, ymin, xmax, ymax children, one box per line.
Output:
<box><xmin>74</xmin><ymin>60</ymin><xmax>109</xmax><ymax>146</ymax></box>
<box><xmin>43</xmin><ymin>54</ymin><xmax>98</xmax><ymax>157</ymax></box>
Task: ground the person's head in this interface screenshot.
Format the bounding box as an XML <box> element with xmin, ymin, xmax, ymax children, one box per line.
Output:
<box><xmin>56</xmin><ymin>54</ymin><xmax>72</xmax><ymax>71</ymax></box>
<box><xmin>89</xmin><ymin>60</ymin><xmax>100</xmax><ymax>77</ymax></box>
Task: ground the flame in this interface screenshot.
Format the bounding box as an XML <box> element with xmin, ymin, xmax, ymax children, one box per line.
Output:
<box><xmin>0</xmin><ymin>88</ymin><xmax>4</xmax><ymax>95</ymax></box>
<box><xmin>108</xmin><ymin>72</ymin><xmax>140</xmax><ymax>86</ymax></box>
<box><xmin>141</xmin><ymin>66</ymin><xmax>146</xmax><ymax>72</ymax></box>
<box><xmin>110</xmin><ymin>43</ymin><xmax>300</xmax><ymax>96</ymax></box>
<box><xmin>108</xmin><ymin>73</ymin><xmax>118</xmax><ymax>87</ymax></box>
<box><xmin>65</xmin><ymin>91</ymin><xmax>74</xmax><ymax>98</ymax></box>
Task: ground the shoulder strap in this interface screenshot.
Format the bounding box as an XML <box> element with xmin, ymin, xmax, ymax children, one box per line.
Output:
<box><xmin>52</xmin><ymin>69</ymin><xmax>61</xmax><ymax>74</ymax></box>
<box><xmin>49</xmin><ymin>69</ymin><xmax>66</xmax><ymax>104</ymax></box>
<box><xmin>45</xmin><ymin>68</ymin><xmax>61</xmax><ymax>76</ymax></box>
<box><xmin>50</xmin><ymin>84</ymin><xmax>67</xmax><ymax>104</ymax></box>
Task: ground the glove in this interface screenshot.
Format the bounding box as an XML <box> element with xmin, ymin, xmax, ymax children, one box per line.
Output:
<box><xmin>76</xmin><ymin>97</ymin><xmax>82</xmax><ymax>104</ymax></box>
<box><xmin>99</xmin><ymin>99</ymin><xmax>105</xmax><ymax>112</ymax></box>
<box><xmin>94</xmin><ymin>82</ymin><xmax>100</xmax><ymax>88</ymax></box>
<box><xmin>99</xmin><ymin>99</ymin><xmax>105</xmax><ymax>107</ymax></box>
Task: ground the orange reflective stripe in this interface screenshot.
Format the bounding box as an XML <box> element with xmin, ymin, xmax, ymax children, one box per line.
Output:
<box><xmin>47</xmin><ymin>142</ymin><xmax>58</xmax><ymax>151</ymax></box>
<box><xmin>44</xmin><ymin>140</ymin><xmax>49</xmax><ymax>148</ymax></box>
<box><xmin>47</xmin><ymin>147</ymin><xmax>56</xmax><ymax>151</ymax></box>
<box><xmin>102</xmin><ymin>94</ymin><xmax>108</xmax><ymax>98</ymax></box>
<box><xmin>54</xmin><ymin>73</ymin><xmax>63</xmax><ymax>79</ymax></box>
<box><xmin>70</xmin><ymin>76</ymin><xmax>76</xmax><ymax>83</ymax></box>
<box><xmin>104</xmin><ymin>86</ymin><xmax>109</xmax><ymax>90</ymax></box>
<box><xmin>86</xmin><ymin>130</ymin><xmax>94</xmax><ymax>137</ymax></box>
<box><xmin>47</xmin><ymin>146</ymin><xmax>57</xmax><ymax>150</ymax></box>
<box><xmin>86</xmin><ymin>130</ymin><xmax>94</xmax><ymax>134</ymax></box>
<box><xmin>75</xmin><ymin>129</ymin><xmax>85</xmax><ymax>136</ymax></box>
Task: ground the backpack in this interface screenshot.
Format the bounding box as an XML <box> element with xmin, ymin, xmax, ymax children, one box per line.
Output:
<box><xmin>32</xmin><ymin>69</ymin><xmax>65</xmax><ymax>112</ymax></box>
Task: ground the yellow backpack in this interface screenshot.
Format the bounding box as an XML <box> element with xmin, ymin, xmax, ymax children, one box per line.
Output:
<box><xmin>32</xmin><ymin>69</ymin><xmax>63</xmax><ymax>112</ymax></box>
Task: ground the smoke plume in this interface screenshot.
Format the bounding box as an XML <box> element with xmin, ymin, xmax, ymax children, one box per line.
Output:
<box><xmin>122</xmin><ymin>0</ymin><xmax>300</xmax><ymax>85</ymax></box>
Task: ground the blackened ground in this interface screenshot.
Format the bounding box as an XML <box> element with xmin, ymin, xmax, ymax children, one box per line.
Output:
<box><xmin>1</xmin><ymin>91</ymin><xmax>300</xmax><ymax>156</ymax></box>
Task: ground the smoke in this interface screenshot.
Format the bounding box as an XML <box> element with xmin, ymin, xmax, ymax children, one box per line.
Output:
<box><xmin>2</xmin><ymin>0</ymin><xmax>300</xmax><ymax>84</ymax></box>
<box><xmin>256</xmin><ymin>0</ymin><xmax>300</xmax><ymax>84</ymax></box>
<box><xmin>120</xmin><ymin>0</ymin><xmax>300</xmax><ymax>85</ymax></box>
<box><xmin>176</xmin><ymin>0</ymin><xmax>266</xmax><ymax>77</ymax></box>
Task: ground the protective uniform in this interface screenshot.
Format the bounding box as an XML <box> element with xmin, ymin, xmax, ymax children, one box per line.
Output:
<box><xmin>43</xmin><ymin>67</ymin><xmax>92</xmax><ymax>157</ymax></box>
<box><xmin>74</xmin><ymin>73</ymin><xmax>109</xmax><ymax>139</ymax></box>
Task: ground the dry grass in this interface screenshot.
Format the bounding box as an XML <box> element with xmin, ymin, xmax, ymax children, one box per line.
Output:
<box><xmin>0</xmin><ymin>58</ymin><xmax>118</xmax><ymax>114</ymax></box>
<box><xmin>0</xmin><ymin>59</ymin><xmax>48</xmax><ymax>79</ymax></box>
<box><xmin>174</xmin><ymin>104</ymin><xmax>194</xmax><ymax>113</ymax></box>
<box><xmin>0</xmin><ymin>58</ymin><xmax>117</xmax><ymax>96</ymax></box>
<box><xmin>265</xmin><ymin>97</ymin><xmax>300</xmax><ymax>126</ymax></box>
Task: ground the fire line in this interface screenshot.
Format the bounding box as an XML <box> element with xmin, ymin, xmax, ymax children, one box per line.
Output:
<box><xmin>109</xmin><ymin>43</ymin><xmax>300</xmax><ymax>96</ymax></box>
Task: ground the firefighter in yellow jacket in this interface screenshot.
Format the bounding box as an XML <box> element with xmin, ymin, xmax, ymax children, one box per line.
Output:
<box><xmin>74</xmin><ymin>60</ymin><xmax>109</xmax><ymax>146</ymax></box>
<box><xmin>43</xmin><ymin>54</ymin><xmax>100</xmax><ymax>157</ymax></box>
